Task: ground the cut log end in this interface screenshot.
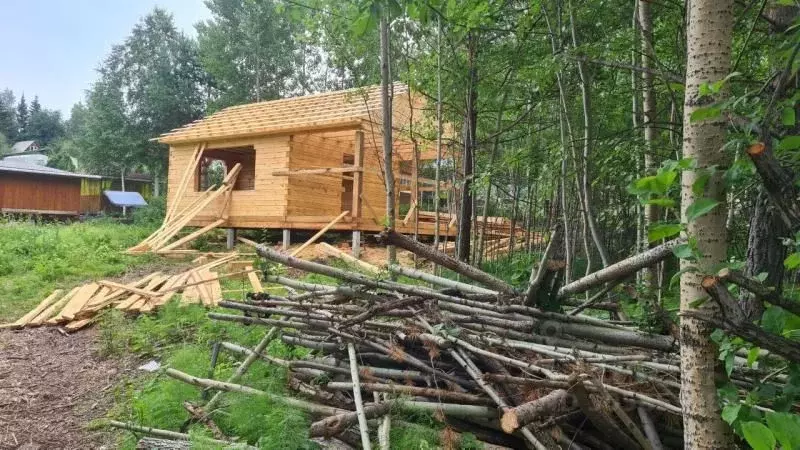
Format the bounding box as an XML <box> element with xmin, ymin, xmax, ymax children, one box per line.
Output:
<box><xmin>747</xmin><ymin>142</ymin><xmax>766</xmax><ymax>156</ymax></box>
<box><xmin>500</xmin><ymin>409</ymin><xmax>520</xmax><ymax>433</ymax></box>
<box><xmin>701</xmin><ymin>276</ymin><xmax>719</xmax><ymax>289</ymax></box>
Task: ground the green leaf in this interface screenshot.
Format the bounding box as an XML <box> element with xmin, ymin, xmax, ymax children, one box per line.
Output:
<box><xmin>741</xmin><ymin>421</ymin><xmax>776</xmax><ymax>450</ymax></box>
<box><xmin>692</xmin><ymin>172</ymin><xmax>711</xmax><ymax>195</ymax></box>
<box><xmin>686</xmin><ymin>198</ymin><xmax>720</xmax><ymax>222</ymax></box>
<box><xmin>351</xmin><ymin>12</ymin><xmax>373</xmax><ymax>36</ymax></box>
<box><xmin>782</xmin><ymin>108</ymin><xmax>796</xmax><ymax>127</ymax></box>
<box><xmin>690</xmin><ymin>106</ymin><xmax>722</xmax><ymax>122</ymax></box>
<box><xmin>778</xmin><ymin>136</ymin><xmax>800</xmax><ymax>151</ymax></box>
<box><xmin>648</xmin><ymin>223</ymin><xmax>682</xmax><ymax>242</ymax></box>
<box><xmin>766</xmin><ymin>412</ymin><xmax>800</xmax><ymax>450</ymax></box>
<box><xmin>724</xmin><ymin>351</ymin><xmax>735</xmax><ymax>376</ymax></box>
<box><xmin>785</xmin><ymin>253</ymin><xmax>800</xmax><ymax>270</ymax></box>
<box><xmin>646</xmin><ymin>198</ymin><xmax>677</xmax><ymax>207</ymax></box>
<box><xmin>673</xmin><ymin>243</ymin><xmax>695</xmax><ymax>260</ymax></box>
<box><xmin>747</xmin><ymin>347</ymin><xmax>760</xmax><ymax>367</ymax></box>
<box><xmin>762</xmin><ymin>307</ymin><xmax>788</xmax><ymax>334</ymax></box>
<box><xmin>722</xmin><ymin>404</ymin><xmax>742</xmax><ymax>425</ymax></box>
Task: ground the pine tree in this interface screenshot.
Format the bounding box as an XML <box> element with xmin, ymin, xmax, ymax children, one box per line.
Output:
<box><xmin>16</xmin><ymin>94</ymin><xmax>28</xmax><ymax>138</ymax></box>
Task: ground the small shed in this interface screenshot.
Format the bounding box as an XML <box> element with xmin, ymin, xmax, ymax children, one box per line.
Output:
<box><xmin>157</xmin><ymin>84</ymin><xmax>452</xmax><ymax>241</ymax></box>
<box><xmin>0</xmin><ymin>160</ymin><xmax>100</xmax><ymax>216</ymax></box>
<box><xmin>80</xmin><ymin>173</ymin><xmax>153</xmax><ymax>214</ymax></box>
<box><xmin>104</xmin><ymin>191</ymin><xmax>148</xmax><ymax>209</ymax></box>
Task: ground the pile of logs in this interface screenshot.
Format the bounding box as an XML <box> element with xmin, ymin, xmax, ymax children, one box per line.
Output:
<box><xmin>108</xmin><ymin>229</ymin><xmax>793</xmax><ymax>449</ymax></box>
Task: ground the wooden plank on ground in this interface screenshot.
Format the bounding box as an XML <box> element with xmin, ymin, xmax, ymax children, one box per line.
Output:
<box><xmin>85</xmin><ymin>273</ymin><xmax>162</xmax><ymax>310</ymax></box>
<box><xmin>117</xmin><ymin>276</ymin><xmax>168</xmax><ymax>311</ymax></box>
<box><xmin>12</xmin><ymin>290</ymin><xmax>65</xmax><ymax>328</ymax></box>
<box><xmin>151</xmin><ymin>271</ymin><xmax>193</xmax><ymax>307</ymax></box>
<box><xmin>290</xmin><ymin>210</ymin><xmax>350</xmax><ymax>257</ymax></box>
<box><xmin>181</xmin><ymin>272</ymin><xmax>201</xmax><ymax>305</ymax></box>
<box><xmin>157</xmin><ymin>218</ymin><xmax>227</xmax><ymax>253</ymax></box>
<box><xmin>65</xmin><ymin>318</ymin><xmax>95</xmax><ymax>332</ymax></box>
<box><xmin>101</xmin><ymin>280</ymin><xmax>163</xmax><ymax>300</ymax></box>
<box><xmin>33</xmin><ymin>287</ymin><xmax>79</xmax><ymax>326</ymax></box>
<box><xmin>54</xmin><ymin>283</ymin><xmax>100</xmax><ymax>322</ymax></box>
<box><xmin>316</xmin><ymin>242</ymin><xmax>380</xmax><ymax>274</ymax></box>
<box><xmin>246</xmin><ymin>266</ymin><xmax>264</xmax><ymax>292</ymax></box>
<box><xmin>207</xmin><ymin>271</ymin><xmax>222</xmax><ymax>306</ymax></box>
<box><xmin>195</xmin><ymin>269</ymin><xmax>215</xmax><ymax>306</ymax></box>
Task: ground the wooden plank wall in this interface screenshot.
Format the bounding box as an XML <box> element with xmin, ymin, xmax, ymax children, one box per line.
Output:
<box><xmin>0</xmin><ymin>173</ymin><xmax>81</xmax><ymax>214</ymax></box>
<box><xmin>167</xmin><ymin>136</ymin><xmax>290</xmax><ymax>228</ymax></box>
<box><xmin>287</xmin><ymin>133</ymin><xmax>348</xmax><ymax>217</ymax></box>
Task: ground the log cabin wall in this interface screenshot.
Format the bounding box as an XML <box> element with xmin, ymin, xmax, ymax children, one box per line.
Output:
<box><xmin>166</xmin><ymin>135</ymin><xmax>290</xmax><ymax>228</ymax></box>
<box><xmin>287</xmin><ymin>133</ymin><xmax>350</xmax><ymax>220</ymax></box>
<box><xmin>0</xmin><ymin>173</ymin><xmax>81</xmax><ymax>215</ymax></box>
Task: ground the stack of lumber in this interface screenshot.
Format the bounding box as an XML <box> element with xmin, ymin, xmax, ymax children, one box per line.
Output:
<box><xmin>111</xmin><ymin>231</ymin><xmax>744</xmax><ymax>449</ymax></box>
<box><xmin>1</xmin><ymin>254</ymin><xmax>248</xmax><ymax>332</ymax></box>
<box><xmin>127</xmin><ymin>143</ymin><xmax>241</xmax><ymax>254</ymax></box>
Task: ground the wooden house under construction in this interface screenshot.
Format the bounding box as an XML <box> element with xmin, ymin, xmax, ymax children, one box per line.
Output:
<box><xmin>156</xmin><ymin>84</ymin><xmax>454</xmax><ymax>249</ymax></box>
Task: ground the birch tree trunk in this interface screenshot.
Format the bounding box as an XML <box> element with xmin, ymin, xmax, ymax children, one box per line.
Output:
<box><xmin>568</xmin><ymin>0</ymin><xmax>611</xmax><ymax>267</ymax></box>
<box><xmin>680</xmin><ymin>0</ymin><xmax>734</xmax><ymax>446</ymax></box>
<box><xmin>638</xmin><ymin>0</ymin><xmax>659</xmax><ymax>295</ymax></box>
<box><xmin>380</xmin><ymin>14</ymin><xmax>396</xmax><ymax>268</ymax></box>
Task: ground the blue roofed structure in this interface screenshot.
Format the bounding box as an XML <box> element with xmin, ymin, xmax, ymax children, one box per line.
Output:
<box><xmin>103</xmin><ymin>191</ymin><xmax>148</xmax><ymax>208</ymax></box>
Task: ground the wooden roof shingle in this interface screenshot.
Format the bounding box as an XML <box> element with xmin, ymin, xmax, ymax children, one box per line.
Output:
<box><xmin>157</xmin><ymin>83</ymin><xmax>413</xmax><ymax>144</ymax></box>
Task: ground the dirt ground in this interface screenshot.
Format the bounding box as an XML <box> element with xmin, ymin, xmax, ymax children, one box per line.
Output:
<box><xmin>0</xmin><ymin>327</ymin><xmax>130</xmax><ymax>449</ymax></box>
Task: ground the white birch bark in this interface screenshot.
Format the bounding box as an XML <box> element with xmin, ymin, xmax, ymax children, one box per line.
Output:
<box><xmin>680</xmin><ymin>0</ymin><xmax>734</xmax><ymax>446</ymax></box>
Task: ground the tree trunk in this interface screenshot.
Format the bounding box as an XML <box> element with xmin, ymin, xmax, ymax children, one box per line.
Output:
<box><xmin>741</xmin><ymin>188</ymin><xmax>788</xmax><ymax>319</ymax></box>
<box><xmin>457</xmin><ymin>31</ymin><xmax>478</xmax><ymax>263</ymax></box>
<box><xmin>380</xmin><ymin>14</ymin><xmax>396</xmax><ymax>268</ymax></box>
<box><xmin>679</xmin><ymin>0</ymin><xmax>734</xmax><ymax>447</ymax></box>
<box><xmin>568</xmin><ymin>0</ymin><xmax>611</xmax><ymax>267</ymax></box>
<box><xmin>477</xmin><ymin>90</ymin><xmax>510</xmax><ymax>264</ymax></box>
<box><xmin>121</xmin><ymin>167</ymin><xmax>127</xmax><ymax>217</ymax></box>
<box><xmin>638</xmin><ymin>0</ymin><xmax>659</xmax><ymax>295</ymax></box>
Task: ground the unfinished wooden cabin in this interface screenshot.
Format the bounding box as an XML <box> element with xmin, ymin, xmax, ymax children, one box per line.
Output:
<box><xmin>157</xmin><ymin>84</ymin><xmax>454</xmax><ymax>245</ymax></box>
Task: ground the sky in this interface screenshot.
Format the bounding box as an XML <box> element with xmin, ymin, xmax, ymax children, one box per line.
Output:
<box><xmin>0</xmin><ymin>0</ymin><xmax>211</xmax><ymax>118</ymax></box>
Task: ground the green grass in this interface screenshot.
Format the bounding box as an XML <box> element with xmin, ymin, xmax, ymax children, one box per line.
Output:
<box><xmin>0</xmin><ymin>218</ymin><xmax>162</xmax><ymax>321</ymax></box>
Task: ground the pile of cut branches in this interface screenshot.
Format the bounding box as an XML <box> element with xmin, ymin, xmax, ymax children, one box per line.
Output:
<box><xmin>111</xmin><ymin>230</ymin><xmax>778</xmax><ymax>449</ymax></box>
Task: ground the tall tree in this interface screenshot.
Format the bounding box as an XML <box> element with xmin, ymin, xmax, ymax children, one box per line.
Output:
<box><xmin>27</xmin><ymin>108</ymin><xmax>65</xmax><ymax>146</ymax></box>
<box><xmin>77</xmin><ymin>8</ymin><xmax>207</xmax><ymax>187</ymax></box>
<box><xmin>456</xmin><ymin>31</ymin><xmax>478</xmax><ymax>263</ymax></box>
<box><xmin>30</xmin><ymin>96</ymin><xmax>41</xmax><ymax>115</ymax></box>
<box><xmin>638</xmin><ymin>0</ymin><xmax>659</xmax><ymax>293</ymax></box>
<box><xmin>679</xmin><ymin>0</ymin><xmax>734</xmax><ymax>446</ymax></box>
<box><xmin>0</xmin><ymin>89</ymin><xmax>17</xmax><ymax>142</ymax></box>
<box><xmin>197</xmin><ymin>0</ymin><xmax>310</xmax><ymax>109</ymax></box>
<box><xmin>16</xmin><ymin>94</ymin><xmax>28</xmax><ymax>138</ymax></box>
<box><xmin>381</xmin><ymin>10</ymin><xmax>397</xmax><ymax>268</ymax></box>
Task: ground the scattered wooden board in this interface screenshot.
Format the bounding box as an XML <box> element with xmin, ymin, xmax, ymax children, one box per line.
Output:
<box><xmin>246</xmin><ymin>266</ymin><xmax>264</xmax><ymax>292</ymax></box>
<box><xmin>54</xmin><ymin>283</ymin><xmax>100</xmax><ymax>322</ymax></box>
<box><xmin>12</xmin><ymin>290</ymin><xmax>64</xmax><ymax>328</ymax></box>
<box><xmin>33</xmin><ymin>287</ymin><xmax>80</xmax><ymax>326</ymax></box>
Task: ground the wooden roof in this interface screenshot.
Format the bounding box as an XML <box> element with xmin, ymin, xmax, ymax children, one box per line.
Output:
<box><xmin>158</xmin><ymin>83</ymin><xmax>416</xmax><ymax>145</ymax></box>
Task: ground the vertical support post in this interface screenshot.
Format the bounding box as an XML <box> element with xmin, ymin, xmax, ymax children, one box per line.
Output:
<box><xmin>352</xmin><ymin>131</ymin><xmax>365</xmax><ymax>260</ymax></box>
<box><xmin>226</xmin><ymin>228</ymin><xmax>236</xmax><ymax>250</ymax></box>
<box><xmin>352</xmin><ymin>231</ymin><xmax>362</xmax><ymax>258</ymax></box>
<box><xmin>282</xmin><ymin>229</ymin><xmax>291</xmax><ymax>250</ymax></box>
<box><xmin>352</xmin><ymin>131</ymin><xmax>364</xmax><ymax>222</ymax></box>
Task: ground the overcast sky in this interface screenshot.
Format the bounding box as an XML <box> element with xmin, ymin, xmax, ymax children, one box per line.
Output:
<box><xmin>0</xmin><ymin>0</ymin><xmax>211</xmax><ymax>118</ymax></box>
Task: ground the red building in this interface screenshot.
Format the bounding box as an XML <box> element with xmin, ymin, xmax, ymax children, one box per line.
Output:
<box><xmin>0</xmin><ymin>160</ymin><xmax>100</xmax><ymax>216</ymax></box>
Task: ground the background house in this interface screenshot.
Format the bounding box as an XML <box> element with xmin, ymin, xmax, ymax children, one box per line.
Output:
<box><xmin>0</xmin><ymin>159</ymin><xmax>100</xmax><ymax>216</ymax></box>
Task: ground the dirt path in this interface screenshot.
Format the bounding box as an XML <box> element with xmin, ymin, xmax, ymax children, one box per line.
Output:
<box><xmin>0</xmin><ymin>328</ymin><xmax>130</xmax><ymax>449</ymax></box>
